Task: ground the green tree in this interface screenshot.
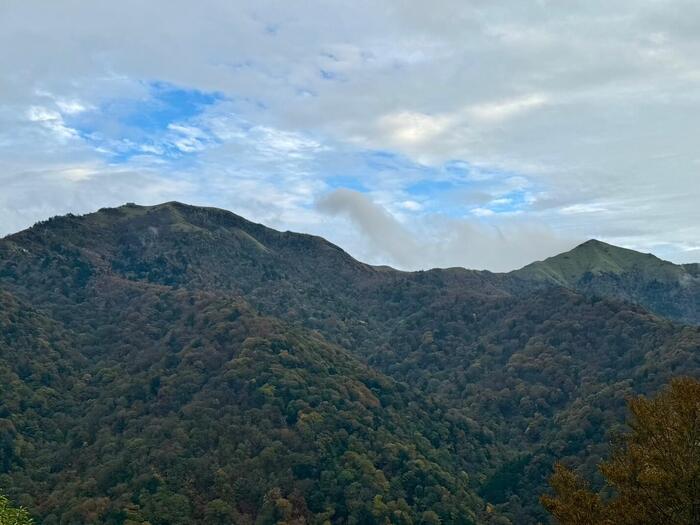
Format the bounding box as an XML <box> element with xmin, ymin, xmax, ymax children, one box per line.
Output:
<box><xmin>0</xmin><ymin>494</ymin><xmax>33</xmax><ymax>525</ymax></box>
<box><xmin>542</xmin><ymin>377</ymin><xmax>700</xmax><ymax>524</ymax></box>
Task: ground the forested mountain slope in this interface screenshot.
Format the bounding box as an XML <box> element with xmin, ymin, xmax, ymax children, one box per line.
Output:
<box><xmin>0</xmin><ymin>282</ymin><xmax>482</xmax><ymax>524</ymax></box>
<box><xmin>0</xmin><ymin>202</ymin><xmax>698</xmax><ymax>524</ymax></box>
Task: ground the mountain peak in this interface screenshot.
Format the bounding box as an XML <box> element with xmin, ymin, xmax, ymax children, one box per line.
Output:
<box><xmin>515</xmin><ymin>238</ymin><xmax>684</xmax><ymax>286</ymax></box>
<box><xmin>573</xmin><ymin>238</ymin><xmax>643</xmax><ymax>254</ymax></box>
<box><xmin>3</xmin><ymin>201</ymin><xmax>374</xmax><ymax>293</ymax></box>
<box><xmin>509</xmin><ymin>236</ymin><xmax>700</xmax><ymax>324</ymax></box>
<box><xmin>577</xmin><ymin>238</ymin><xmax>610</xmax><ymax>248</ymax></box>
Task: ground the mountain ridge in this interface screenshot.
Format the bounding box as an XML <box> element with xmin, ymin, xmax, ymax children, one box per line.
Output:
<box><xmin>8</xmin><ymin>202</ymin><xmax>696</xmax><ymax>276</ymax></box>
<box><xmin>1</xmin><ymin>202</ymin><xmax>699</xmax><ymax>523</ymax></box>
<box><xmin>7</xmin><ymin>202</ymin><xmax>696</xmax><ymax>325</ymax></box>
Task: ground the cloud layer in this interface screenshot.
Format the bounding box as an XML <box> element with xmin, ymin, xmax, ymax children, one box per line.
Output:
<box><xmin>1</xmin><ymin>1</ymin><xmax>699</xmax><ymax>269</ymax></box>
<box><xmin>317</xmin><ymin>189</ymin><xmax>573</xmax><ymax>271</ymax></box>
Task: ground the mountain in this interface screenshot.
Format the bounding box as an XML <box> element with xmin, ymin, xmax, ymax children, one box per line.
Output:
<box><xmin>0</xmin><ymin>286</ymin><xmax>483</xmax><ymax>524</ymax></box>
<box><xmin>0</xmin><ymin>203</ymin><xmax>698</xmax><ymax>524</ymax></box>
<box><xmin>513</xmin><ymin>239</ymin><xmax>700</xmax><ymax>324</ymax></box>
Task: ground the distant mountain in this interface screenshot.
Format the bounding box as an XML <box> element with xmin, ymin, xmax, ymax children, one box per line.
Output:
<box><xmin>0</xmin><ymin>203</ymin><xmax>698</xmax><ymax>524</ymax></box>
<box><xmin>513</xmin><ymin>239</ymin><xmax>700</xmax><ymax>324</ymax></box>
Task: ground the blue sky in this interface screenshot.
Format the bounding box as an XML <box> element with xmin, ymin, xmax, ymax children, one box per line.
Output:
<box><xmin>1</xmin><ymin>1</ymin><xmax>699</xmax><ymax>270</ymax></box>
<box><xmin>64</xmin><ymin>82</ymin><xmax>224</xmax><ymax>162</ymax></box>
<box><xmin>34</xmin><ymin>77</ymin><xmax>536</xmax><ymax>231</ymax></box>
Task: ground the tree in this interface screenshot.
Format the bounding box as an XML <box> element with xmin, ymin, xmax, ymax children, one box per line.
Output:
<box><xmin>542</xmin><ymin>377</ymin><xmax>700</xmax><ymax>524</ymax></box>
<box><xmin>0</xmin><ymin>493</ymin><xmax>33</xmax><ymax>525</ymax></box>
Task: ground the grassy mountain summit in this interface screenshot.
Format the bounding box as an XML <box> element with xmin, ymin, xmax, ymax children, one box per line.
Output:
<box><xmin>514</xmin><ymin>239</ymin><xmax>700</xmax><ymax>324</ymax></box>
<box><xmin>516</xmin><ymin>239</ymin><xmax>688</xmax><ymax>284</ymax></box>
<box><xmin>0</xmin><ymin>203</ymin><xmax>699</xmax><ymax>524</ymax></box>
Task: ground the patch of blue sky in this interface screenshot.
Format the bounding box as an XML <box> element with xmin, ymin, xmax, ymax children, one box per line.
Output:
<box><xmin>442</xmin><ymin>160</ymin><xmax>472</xmax><ymax>178</ymax></box>
<box><xmin>325</xmin><ymin>175</ymin><xmax>368</xmax><ymax>192</ymax></box>
<box><xmin>405</xmin><ymin>179</ymin><xmax>457</xmax><ymax>196</ymax></box>
<box><xmin>314</xmin><ymin>150</ymin><xmax>426</xmax><ymax>194</ymax></box>
<box><xmin>122</xmin><ymin>81</ymin><xmax>222</xmax><ymax>132</ymax></box>
<box><xmin>403</xmin><ymin>164</ymin><xmax>478</xmax><ymax>202</ymax></box>
<box><xmin>64</xmin><ymin>81</ymin><xmax>224</xmax><ymax>162</ymax></box>
<box><xmin>363</xmin><ymin>150</ymin><xmax>430</xmax><ymax>174</ymax></box>
<box><xmin>316</xmin><ymin>149</ymin><xmax>526</xmax><ymax>215</ymax></box>
<box><xmin>309</xmin><ymin>141</ymin><xmax>538</xmax><ymax>220</ymax></box>
<box><xmin>397</xmin><ymin>161</ymin><xmax>537</xmax><ymax>218</ymax></box>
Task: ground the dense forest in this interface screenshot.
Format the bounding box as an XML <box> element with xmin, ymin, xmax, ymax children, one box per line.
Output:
<box><xmin>542</xmin><ymin>377</ymin><xmax>700</xmax><ymax>524</ymax></box>
<box><xmin>0</xmin><ymin>202</ymin><xmax>698</xmax><ymax>524</ymax></box>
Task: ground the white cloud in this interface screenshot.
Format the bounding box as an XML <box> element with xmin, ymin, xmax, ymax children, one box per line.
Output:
<box><xmin>400</xmin><ymin>200</ymin><xmax>422</xmax><ymax>211</ymax></box>
<box><xmin>26</xmin><ymin>106</ymin><xmax>78</xmax><ymax>140</ymax></box>
<box><xmin>467</xmin><ymin>94</ymin><xmax>549</xmax><ymax>123</ymax></box>
<box><xmin>317</xmin><ymin>189</ymin><xmax>575</xmax><ymax>271</ymax></box>
<box><xmin>377</xmin><ymin>111</ymin><xmax>453</xmax><ymax>147</ymax></box>
<box><xmin>253</xmin><ymin>126</ymin><xmax>325</xmax><ymax>157</ymax></box>
<box><xmin>559</xmin><ymin>202</ymin><xmax>610</xmax><ymax>215</ymax></box>
<box><xmin>1</xmin><ymin>0</ymin><xmax>699</xmax><ymax>267</ymax></box>
<box><xmin>471</xmin><ymin>207</ymin><xmax>495</xmax><ymax>217</ymax></box>
<box><xmin>490</xmin><ymin>198</ymin><xmax>512</xmax><ymax>205</ymax></box>
<box><xmin>55</xmin><ymin>100</ymin><xmax>89</xmax><ymax>115</ymax></box>
<box><xmin>26</xmin><ymin>106</ymin><xmax>61</xmax><ymax>123</ymax></box>
<box><xmin>167</xmin><ymin>124</ymin><xmax>209</xmax><ymax>153</ymax></box>
<box><xmin>60</xmin><ymin>166</ymin><xmax>96</xmax><ymax>182</ymax></box>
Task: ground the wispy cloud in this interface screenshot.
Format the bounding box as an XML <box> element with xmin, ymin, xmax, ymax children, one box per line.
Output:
<box><xmin>468</xmin><ymin>93</ymin><xmax>549</xmax><ymax>123</ymax></box>
<box><xmin>26</xmin><ymin>106</ymin><xmax>79</xmax><ymax>141</ymax></box>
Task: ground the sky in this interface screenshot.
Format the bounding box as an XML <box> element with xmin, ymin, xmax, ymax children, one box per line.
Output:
<box><xmin>1</xmin><ymin>0</ymin><xmax>699</xmax><ymax>271</ymax></box>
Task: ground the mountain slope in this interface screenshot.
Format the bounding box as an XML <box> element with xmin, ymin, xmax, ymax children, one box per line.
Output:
<box><xmin>368</xmin><ymin>285</ymin><xmax>700</xmax><ymax>520</ymax></box>
<box><xmin>1</xmin><ymin>203</ymin><xmax>699</xmax><ymax>524</ymax></box>
<box><xmin>0</xmin><ymin>282</ymin><xmax>482</xmax><ymax>524</ymax></box>
<box><xmin>0</xmin><ymin>204</ymin><xmax>489</xmax><ymax>523</ymax></box>
<box><xmin>513</xmin><ymin>239</ymin><xmax>700</xmax><ymax>324</ymax></box>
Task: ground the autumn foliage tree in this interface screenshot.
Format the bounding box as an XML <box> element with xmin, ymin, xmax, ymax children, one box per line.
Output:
<box><xmin>542</xmin><ymin>377</ymin><xmax>700</xmax><ymax>524</ymax></box>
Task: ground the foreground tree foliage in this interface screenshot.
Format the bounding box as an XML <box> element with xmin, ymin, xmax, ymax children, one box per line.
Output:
<box><xmin>0</xmin><ymin>493</ymin><xmax>33</xmax><ymax>525</ymax></box>
<box><xmin>542</xmin><ymin>377</ymin><xmax>700</xmax><ymax>524</ymax></box>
